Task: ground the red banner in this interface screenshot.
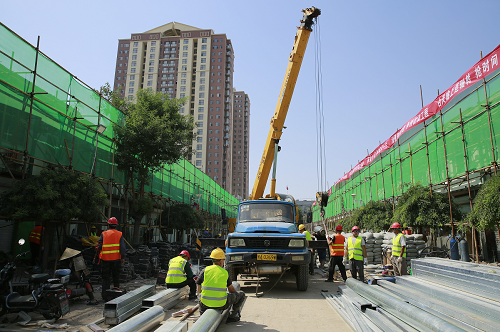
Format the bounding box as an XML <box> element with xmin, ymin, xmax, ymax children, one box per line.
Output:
<box><xmin>334</xmin><ymin>44</ymin><xmax>500</xmax><ymax>188</ymax></box>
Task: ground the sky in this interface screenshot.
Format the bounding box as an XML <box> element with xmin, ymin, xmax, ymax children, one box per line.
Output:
<box><xmin>3</xmin><ymin>1</ymin><xmax>500</xmax><ymax>201</ymax></box>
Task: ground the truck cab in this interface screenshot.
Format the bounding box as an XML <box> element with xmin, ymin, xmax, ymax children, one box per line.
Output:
<box><xmin>225</xmin><ymin>198</ymin><xmax>310</xmax><ymax>291</ymax></box>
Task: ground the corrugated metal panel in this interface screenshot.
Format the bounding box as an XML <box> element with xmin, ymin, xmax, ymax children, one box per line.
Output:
<box><xmin>0</xmin><ymin>220</ymin><xmax>14</xmax><ymax>253</ymax></box>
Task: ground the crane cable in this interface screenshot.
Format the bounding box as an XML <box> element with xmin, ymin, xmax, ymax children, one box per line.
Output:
<box><xmin>314</xmin><ymin>18</ymin><xmax>327</xmax><ymax>194</ymax></box>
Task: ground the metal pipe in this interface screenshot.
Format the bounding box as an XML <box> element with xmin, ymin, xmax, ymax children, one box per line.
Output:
<box><xmin>439</xmin><ymin>109</ymin><xmax>455</xmax><ymax>237</ymax></box>
<box><xmin>152</xmin><ymin>321</ymin><xmax>188</xmax><ymax>332</ymax></box>
<box><xmin>104</xmin><ymin>285</ymin><xmax>155</xmax><ymax>325</ymax></box>
<box><xmin>377</xmin><ymin>280</ymin><xmax>485</xmax><ymax>332</ymax></box>
<box><xmin>346</xmin><ymin>278</ymin><xmax>467</xmax><ymax>332</ymax></box>
<box><xmin>106</xmin><ymin>305</ymin><xmax>164</xmax><ymax>332</ymax></box>
<box><xmin>142</xmin><ymin>287</ymin><xmax>188</xmax><ymax>310</ymax></box>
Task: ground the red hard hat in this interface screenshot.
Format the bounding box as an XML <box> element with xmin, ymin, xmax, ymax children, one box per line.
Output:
<box><xmin>351</xmin><ymin>226</ymin><xmax>360</xmax><ymax>231</ymax></box>
<box><xmin>336</xmin><ymin>225</ymin><xmax>343</xmax><ymax>231</ymax></box>
<box><xmin>391</xmin><ymin>222</ymin><xmax>401</xmax><ymax>229</ymax></box>
<box><xmin>180</xmin><ymin>250</ymin><xmax>190</xmax><ymax>260</ymax></box>
<box><xmin>108</xmin><ymin>217</ymin><xmax>118</xmax><ymax>225</ymax></box>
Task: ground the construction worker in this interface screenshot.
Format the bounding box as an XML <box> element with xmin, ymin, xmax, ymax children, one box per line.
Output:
<box><xmin>90</xmin><ymin>225</ymin><xmax>97</xmax><ymax>237</ymax></box>
<box><xmin>325</xmin><ymin>225</ymin><xmax>347</xmax><ymax>282</ymax></box>
<box><xmin>98</xmin><ymin>217</ymin><xmax>126</xmax><ymax>301</ymax></box>
<box><xmin>391</xmin><ymin>223</ymin><xmax>407</xmax><ymax>276</ymax></box>
<box><xmin>196</xmin><ymin>248</ymin><xmax>246</xmax><ymax>323</ymax></box>
<box><xmin>28</xmin><ymin>224</ymin><xmax>44</xmax><ymax>267</ymax></box>
<box><xmin>165</xmin><ymin>250</ymin><xmax>196</xmax><ymax>300</ymax></box>
<box><xmin>345</xmin><ymin>226</ymin><xmax>368</xmax><ymax>282</ymax></box>
<box><xmin>314</xmin><ymin>228</ymin><xmax>327</xmax><ymax>269</ymax></box>
<box><xmin>298</xmin><ymin>224</ymin><xmax>314</xmax><ymax>275</ymax></box>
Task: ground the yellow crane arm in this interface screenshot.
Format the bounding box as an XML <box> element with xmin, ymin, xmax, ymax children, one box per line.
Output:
<box><xmin>249</xmin><ymin>7</ymin><xmax>321</xmax><ymax>200</ymax></box>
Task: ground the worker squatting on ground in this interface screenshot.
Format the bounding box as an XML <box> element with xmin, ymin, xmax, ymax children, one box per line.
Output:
<box><xmin>298</xmin><ymin>224</ymin><xmax>314</xmax><ymax>275</ymax></box>
<box><xmin>28</xmin><ymin>224</ymin><xmax>44</xmax><ymax>267</ymax></box>
<box><xmin>390</xmin><ymin>223</ymin><xmax>407</xmax><ymax>276</ymax></box>
<box><xmin>196</xmin><ymin>248</ymin><xmax>246</xmax><ymax>323</ymax></box>
<box><xmin>345</xmin><ymin>226</ymin><xmax>368</xmax><ymax>282</ymax></box>
<box><xmin>325</xmin><ymin>225</ymin><xmax>347</xmax><ymax>282</ymax></box>
<box><xmin>98</xmin><ymin>217</ymin><xmax>126</xmax><ymax>300</ymax></box>
<box><xmin>165</xmin><ymin>250</ymin><xmax>197</xmax><ymax>300</ymax></box>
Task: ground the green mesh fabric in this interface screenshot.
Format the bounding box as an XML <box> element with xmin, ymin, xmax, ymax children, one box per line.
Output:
<box><xmin>313</xmin><ymin>66</ymin><xmax>500</xmax><ymax>222</ymax></box>
<box><xmin>0</xmin><ymin>23</ymin><xmax>238</xmax><ymax>219</ymax></box>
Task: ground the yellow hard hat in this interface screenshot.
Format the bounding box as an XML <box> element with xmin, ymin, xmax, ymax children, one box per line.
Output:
<box><xmin>299</xmin><ymin>224</ymin><xmax>305</xmax><ymax>230</ymax></box>
<box><xmin>210</xmin><ymin>248</ymin><xmax>226</xmax><ymax>260</ymax></box>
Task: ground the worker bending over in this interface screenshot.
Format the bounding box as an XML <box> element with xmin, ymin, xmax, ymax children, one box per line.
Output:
<box><xmin>298</xmin><ymin>224</ymin><xmax>314</xmax><ymax>275</ymax></box>
<box><xmin>196</xmin><ymin>248</ymin><xmax>246</xmax><ymax>323</ymax></box>
<box><xmin>345</xmin><ymin>226</ymin><xmax>367</xmax><ymax>282</ymax></box>
<box><xmin>326</xmin><ymin>225</ymin><xmax>347</xmax><ymax>282</ymax></box>
<box><xmin>165</xmin><ymin>250</ymin><xmax>197</xmax><ymax>300</ymax></box>
<box><xmin>391</xmin><ymin>223</ymin><xmax>407</xmax><ymax>276</ymax></box>
<box><xmin>98</xmin><ymin>217</ymin><xmax>126</xmax><ymax>301</ymax></box>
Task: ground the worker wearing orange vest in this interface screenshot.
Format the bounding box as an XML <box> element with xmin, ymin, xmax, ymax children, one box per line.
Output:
<box><xmin>28</xmin><ymin>225</ymin><xmax>44</xmax><ymax>267</ymax></box>
<box><xmin>325</xmin><ymin>225</ymin><xmax>347</xmax><ymax>282</ymax></box>
<box><xmin>98</xmin><ymin>217</ymin><xmax>126</xmax><ymax>301</ymax></box>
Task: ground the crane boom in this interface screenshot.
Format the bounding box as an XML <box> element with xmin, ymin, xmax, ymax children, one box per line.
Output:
<box><xmin>249</xmin><ymin>7</ymin><xmax>321</xmax><ymax>200</ymax></box>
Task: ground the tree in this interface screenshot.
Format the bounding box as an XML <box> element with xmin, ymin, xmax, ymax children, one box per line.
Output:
<box><xmin>161</xmin><ymin>203</ymin><xmax>205</xmax><ymax>239</ymax></box>
<box><xmin>391</xmin><ymin>183</ymin><xmax>463</xmax><ymax>232</ymax></box>
<box><xmin>113</xmin><ymin>88</ymin><xmax>196</xmax><ymax>244</ymax></box>
<box><xmin>351</xmin><ymin>200</ymin><xmax>393</xmax><ymax>232</ymax></box>
<box><xmin>467</xmin><ymin>172</ymin><xmax>500</xmax><ymax>231</ymax></box>
<box><xmin>0</xmin><ymin>166</ymin><xmax>108</xmax><ymax>268</ymax></box>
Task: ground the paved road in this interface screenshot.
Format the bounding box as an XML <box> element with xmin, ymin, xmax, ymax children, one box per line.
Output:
<box><xmin>215</xmin><ymin>268</ymin><xmax>352</xmax><ymax>332</ymax></box>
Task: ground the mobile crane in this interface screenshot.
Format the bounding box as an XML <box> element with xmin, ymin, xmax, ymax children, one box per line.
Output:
<box><xmin>225</xmin><ymin>7</ymin><xmax>321</xmax><ymax>291</ymax></box>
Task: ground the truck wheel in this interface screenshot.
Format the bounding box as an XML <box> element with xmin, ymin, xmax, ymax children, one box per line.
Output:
<box><xmin>296</xmin><ymin>264</ymin><xmax>309</xmax><ymax>291</ymax></box>
<box><xmin>226</xmin><ymin>265</ymin><xmax>238</xmax><ymax>282</ymax></box>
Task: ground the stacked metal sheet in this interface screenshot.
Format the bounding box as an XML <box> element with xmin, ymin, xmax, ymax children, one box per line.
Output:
<box><xmin>325</xmin><ymin>258</ymin><xmax>500</xmax><ymax>331</ymax></box>
<box><xmin>103</xmin><ymin>285</ymin><xmax>155</xmax><ymax>325</ymax></box>
<box><xmin>411</xmin><ymin>257</ymin><xmax>500</xmax><ymax>302</ymax></box>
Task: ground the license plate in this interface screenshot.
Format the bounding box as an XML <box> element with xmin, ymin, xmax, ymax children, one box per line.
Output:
<box><xmin>257</xmin><ymin>254</ymin><xmax>276</xmax><ymax>261</ymax></box>
<box><xmin>58</xmin><ymin>290</ymin><xmax>70</xmax><ymax>316</ymax></box>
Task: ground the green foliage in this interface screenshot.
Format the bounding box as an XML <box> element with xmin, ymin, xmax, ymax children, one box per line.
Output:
<box><xmin>351</xmin><ymin>200</ymin><xmax>393</xmax><ymax>232</ymax></box>
<box><xmin>161</xmin><ymin>203</ymin><xmax>205</xmax><ymax>230</ymax></box>
<box><xmin>114</xmin><ymin>88</ymin><xmax>196</xmax><ymax>185</ymax></box>
<box><xmin>467</xmin><ymin>173</ymin><xmax>500</xmax><ymax>231</ymax></box>
<box><xmin>130</xmin><ymin>197</ymin><xmax>154</xmax><ymax>217</ymax></box>
<box><xmin>0</xmin><ymin>166</ymin><xmax>108</xmax><ymax>222</ymax></box>
<box><xmin>391</xmin><ymin>183</ymin><xmax>463</xmax><ymax>229</ymax></box>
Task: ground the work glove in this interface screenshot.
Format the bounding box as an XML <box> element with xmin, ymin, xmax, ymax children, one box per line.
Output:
<box><xmin>364</xmin><ymin>258</ymin><xmax>368</xmax><ymax>266</ymax></box>
<box><xmin>397</xmin><ymin>257</ymin><xmax>403</xmax><ymax>263</ymax></box>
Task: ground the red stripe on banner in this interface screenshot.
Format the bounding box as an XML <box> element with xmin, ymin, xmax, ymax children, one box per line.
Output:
<box><xmin>334</xmin><ymin>44</ymin><xmax>500</xmax><ymax>188</ymax></box>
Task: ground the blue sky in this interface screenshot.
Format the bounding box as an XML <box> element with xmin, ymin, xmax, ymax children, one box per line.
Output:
<box><xmin>3</xmin><ymin>0</ymin><xmax>500</xmax><ymax>200</ymax></box>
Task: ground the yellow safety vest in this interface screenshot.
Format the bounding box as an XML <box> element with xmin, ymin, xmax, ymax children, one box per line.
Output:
<box><xmin>304</xmin><ymin>231</ymin><xmax>312</xmax><ymax>241</ymax></box>
<box><xmin>200</xmin><ymin>265</ymin><xmax>228</xmax><ymax>308</ymax></box>
<box><xmin>347</xmin><ymin>236</ymin><xmax>363</xmax><ymax>261</ymax></box>
<box><xmin>166</xmin><ymin>256</ymin><xmax>187</xmax><ymax>284</ymax></box>
<box><xmin>392</xmin><ymin>233</ymin><xmax>406</xmax><ymax>257</ymax></box>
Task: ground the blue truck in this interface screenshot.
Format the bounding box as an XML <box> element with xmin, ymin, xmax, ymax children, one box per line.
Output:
<box><xmin>224</xmin><ymin>197</ymin><xmax>310</xmax><ymax>291</ymax></box>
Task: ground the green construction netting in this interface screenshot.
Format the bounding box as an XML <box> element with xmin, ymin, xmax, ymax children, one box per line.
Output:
<box><xmin>313</xmin><ymin>60</ymin><xmax>500</xmax><ymax>222</ymax></box>
<box><xmin>0</xmin><ymin>23</ymin><xmax>238</xmax><ymax>219</ymax></box>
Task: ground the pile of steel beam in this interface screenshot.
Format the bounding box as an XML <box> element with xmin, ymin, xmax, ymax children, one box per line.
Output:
<box><xmin>104</xmin><ymin>285</ymin><xmax>155</xmax><ymax>325</ymax></box>
<box><xmin>411</xmin><ymin>257</ymin><xmax>500</xmax><ymax>302</ymax></box>
<box><xmin>325</xmin><ymin>258</ymin><xmax>500</xmax><ymax>331</ymax></box>
<box><xmin>141</xmin><ymin>287</ymin><xmax>188</xmax><ymax>311</ymax></box>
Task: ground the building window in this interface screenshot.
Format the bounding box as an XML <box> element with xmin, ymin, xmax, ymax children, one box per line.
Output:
<box><xmin>147</xmin><ymin>81</ymin><xmax>152</xmax><ymax>86</ymax></box>
<box><xmin>149</xmin><ymin>60</ymin><xmax>154</xmax><ymax>65</ymax></box>
<box><xmin>131</xmin><ymin>68</ymin><xmax>136</xmax><ymax>73</ymax></box>
<box><xmin>197</xmin><ymin>122</ymin><xmax>203</xmax><ymax>127</ymax></box>
<box><xmin>200</xmin><ymin>65</ymin><xmax>206</xmax><ymax>70</ymax></box>
<box><xmin>198</xmin><ymin>107</ymin><xmax>204</xmax><ymax>112</ymax></box>
<box><xmin>199</xmin><ymin>100</ymin><xmax>204</xmax><ymax>105</ymax></box>
<box><xmin>201</xmin><ymin>51</ymin><xmax>206</xmax><ymax>56</ymax></box>
<box><xmin>200</xmin><ymin>78</ymin><xmax>205</xmax><ymax>84</ymax></box>
<box><xmin>201</xmin><ymin>45</ymin><xmax>207</xmax><ymax>50</ymax></box>
<box><xmin>129</xmin><ymin>82</ymin><xmax>134</xmax><ymax>87</ymax></box>
<box><xmin>196</xmin><ymin>152</ymin><xmax>202</xmax><ymax>158</ymax></box>
<box><xmin>148</xmin><ymin>67</ymin><xmax>154</xmax><ymax>72</ymax></box>
<box><xmin>129</xmin><ymin>88</ymin><xmax>134</xmax><ymax>94</ymax></box>
<box><xmin>151</xmin><ymin>41</ymin><xmax>156</xmax><ymax>46</ymax></box>
<box><xmin>130</xmin><ymin>75</ymin><xmax>135</xmax><ymax>80</ymax></box>
<box><xmin>182</xmin><ymin>59</ymin><xmax>187</xmax><ymax>64</ymax></box>
<box><xmin>198</xmin><ymin>129</ymin><xmax>203</xmax><ymax>135</ymax></box>
<box><xmin>199</xmin><ymin>93</ymin><xmax>205</xmax><ymax>98</ymax></box>
<box><xmin>180</xmin><ymin>93</ymin><xmax>185</xmax><ymax>98</ymax></box>
<box><xmin>183</xmin><ymin>39</ymin><xmax>189</xmax><ymax>44</ymax></box>
<box><xmin>198</xmin><ymin>114</ymin><xmax>204</xmax><ymax>120</ymax></box>
<box><xmin>202</xmin><ymin>38</ymin><xmax>207</xmax><ymax>43</ymax></box>
<box><xmin>201</xmin><ymin>58</ymin><xmax>206</xmax><ymax>63</ymax></box>
<box><xmin>150</xmin><ymin>47</ymin><xmax>156</xmax><ymax>52</ymax></box>
<box><xmin>148</xmin><ymin>74</ymin><xmax>153</xmax><ymax>79</ymax></box>
<box><xmin>132</xmin><ymin>55</ymin><xmax>137</xmax><ymax>60</ymax></box>
<box><xmin>150</xmin><ymin>54</ymin><xmax>155</xmax><ymax>59</ymax></box>
<box><xmin>133</xmin><ymin>42</ymin><xmax>138</xmax><ymax>47</ymax></box>
<box><xmin>197</xmin><ymin>144</ymin><xmax>202</xmax><ymax>150</ymax></box>
<box><xmin>183</xmin><ymin>52</ymin><xmax>188</xmax><ymax>57</ymax></box>
<box><xmin>180</xmin><ymin>86</ymin><xmax>186</xmax><ymax>92</ymax></box>
<box><xmin>182</xmin><ymin>66</ymin><xmax>187</xmax><ymax>70</ymax></box>
<box><xmin>196</xmin><ymin>160</ymin><xmax>202</xmax><ymax>166</ymax></box>
<box><xmin>133</xmin><ymin>48</ymin><xmax>138</xmax><ymax>53</ymax></box>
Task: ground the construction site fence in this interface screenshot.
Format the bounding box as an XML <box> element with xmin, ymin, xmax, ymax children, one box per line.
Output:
<box><xmin>0</xmin><ymin>23</ymin><xmax>239</xmax><ymax>222</ymax></box>
<box><xmin>313</xmin><ymin>52</ymin><xmax>500</xmax><ymax>229</ymax></box>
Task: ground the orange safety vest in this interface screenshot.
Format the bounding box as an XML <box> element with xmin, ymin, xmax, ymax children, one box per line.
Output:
<box><xmin>329</xmin><ymin>234</ymin><xmax>345</xmax><ymax>256</ymax></box>
<box><xmin>28</xmin><ymin>226</ymin><xmax>44</xmax><ymax>244</ymax></box>
<box><xmin>99</xmin><ymin>229</ymin><xmax>122</xmax><ymax>261</ymax></box>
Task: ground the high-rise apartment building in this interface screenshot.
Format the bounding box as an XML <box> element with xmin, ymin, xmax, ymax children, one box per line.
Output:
<box><xmin>231</xmin><ymin>91</ymin><xmax>250</xmax><ymax>200</ymax></box>
<box><xmin>113</xmin><ymin>22</ymin><xmax>249</xmax><ymax>196</ymax></box>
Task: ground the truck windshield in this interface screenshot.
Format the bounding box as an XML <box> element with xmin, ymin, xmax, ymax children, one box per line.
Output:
<box><xmin>238</xmin><ymin>203</ymin><xmax>294</xmax><ymax>223</ymax></box>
